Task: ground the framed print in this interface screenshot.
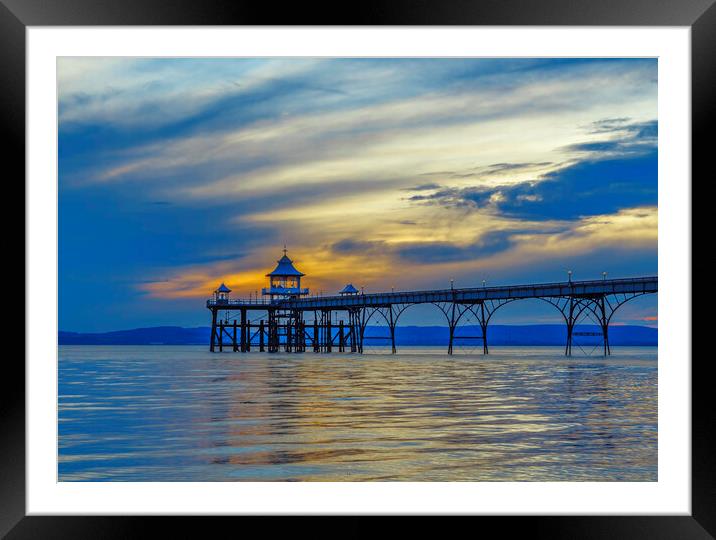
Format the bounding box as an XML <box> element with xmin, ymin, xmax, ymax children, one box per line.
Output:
<box><xmin>5</xmin><ymin>0</ymin><xmax>710</xmax><ymax>537</ymax></box>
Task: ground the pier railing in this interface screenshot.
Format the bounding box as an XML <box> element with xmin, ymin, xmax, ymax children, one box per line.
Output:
<box><xmin>280</xmin><ymin>276</ymin><xmax>658</xmax><ymax>309</ymax></box>
<box><xmin>207</xmin><ymin>298</ymin><xmax>275</xmax><ymax>307</ymax></box>
<box><xmin>207</xmin><ymin>276</ymin><xmax>657</xmax><ymax>309</ymax></box>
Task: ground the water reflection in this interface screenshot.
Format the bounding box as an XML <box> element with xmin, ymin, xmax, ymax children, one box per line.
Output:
<box><xmin>58</xmin><ymin>346</ymin><xmax>657</xmax><ymax>482</ymax></box>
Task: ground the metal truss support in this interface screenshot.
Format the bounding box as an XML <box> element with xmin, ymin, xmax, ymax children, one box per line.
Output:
<box><xmin>540</xmin><ymin>291</ymin><xmax>650</xmax><ymax>356</ymax></box>
<box><xmin>359</xmin><ymin>304</ymin><xmax>413</xmax><ymax>354</ymax></box>
<box><xmin>538</xmin><ymin>296</ymin><xmax>595</xmax><ymax>356</ymax></box>
<box><xmin>434</xmin><ymin>299</ymin><xmax>515</xmax><ymax>355</ymax></box>
<box><xmin>589</xmin><ymin>291</ymin><xmax>650</xmax><ymax>356</ymax></box>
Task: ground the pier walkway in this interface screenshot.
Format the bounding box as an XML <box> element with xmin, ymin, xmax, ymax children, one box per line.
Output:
<box><xmin>207</xmin><ymin>276</ymin><xmax>657</xmax><ymax>356</ymax></box>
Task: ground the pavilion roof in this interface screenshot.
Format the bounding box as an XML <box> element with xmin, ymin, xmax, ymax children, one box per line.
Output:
<box><xmin>266</xmin><ymin>254</ymin><xmax>305</xmax><ymax>277</ymax></box>
<box><xmin>339</xmin><ymin>283</ymin><xmax>359</xmax><ymax>294</ymax></box>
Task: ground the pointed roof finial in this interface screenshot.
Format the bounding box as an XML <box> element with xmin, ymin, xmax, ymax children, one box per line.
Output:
<box><xmin>267</xmin><ymin>247</ymin><xmax>305</xmax><ymax>277</ymax></box>
<box><xmin>216</xmin><ymin>282</ymin><xmax>232</xmax><ymax>293</ymax></box>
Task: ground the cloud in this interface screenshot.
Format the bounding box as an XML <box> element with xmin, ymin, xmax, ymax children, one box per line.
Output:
<box><xmin>141</xmin><ymin>205</ymin><xmax>656</xmax><ymax>300</ymax></box>
<box><xmin>564</xmin><ymin>119</ymin><xmax>657</xmax><ymax>156</ymax></box>
<box><xmin>424</xmin><ymin>151</ymin><xmax>655</xmax><ymax>220</ymax></box>
<box><xmin>482</xmin><ymin>161</ymin><xmax>555</xmax><ymax>175</ymax></box>
<box><xmin>395</xmin><ymin>231</ymin><xmax>517</xmax><ymax>263</ymax></box>
<box><xmin>407</xmin><ymin>119</ymin><xmax>657</xmax><ymax>221</ymax></box>
<box><xmin>405</xmin><ymin>183</ymin><xmax>442</xmax><ymax>191</ymax></box>
<box><xmin>330</xmin><ymin>231</ymin><xmax>518</xmax><ymax>265</ymax></box>
<box><xmin>60</xmin><ymin>59</ymin><xmax>657</xmax><ymax>199</ymax></box>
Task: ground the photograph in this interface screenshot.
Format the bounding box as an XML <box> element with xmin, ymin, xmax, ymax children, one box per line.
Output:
<box><xmin>57</xmin><ymin>57</ymin><xmax>659</xmax><ymax>482</ymax></box>
<box><xmin>0</xmin><ymin>0</ymin><xmax>709</xmax><ymax>529</ymax></box>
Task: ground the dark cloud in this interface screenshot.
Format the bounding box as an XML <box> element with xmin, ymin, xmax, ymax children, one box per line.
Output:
<box><xmin>588</xmin><ymin>117</ymin><xmax>632</xmax><ymax>133</ymax></box>
<box><xmin>331</xmin><ymin>239</ymin><xmax>387</xmax><ymax>255</ymax></box>
<box><xmin>409</xmin><ymin>119</ymin><xmax>657</xmax><ymax>221</ymax></box>
<box><xmin>331</xmin><ymin>230</ymin><xmax>522</xmax><ymax>265</ymax></box>
<box><xmin>418</xmin><ymin>171</ymin><xmax>456</xmax><ymax>177</ymax></box>
<box><xmin>566</xmin><ymin>119</ymin><xmax>657</xmax><ymax>155</ymax></box>
<box><xmin>396</xmin><ymin>231</ymin><xmax>517</xmax><ymax>263</ymax></box>
<box><xmin>411</xmin><ymin>150</ymin><xmax>656</xmax><ymax>220</ymax></box>
<box><xmin>404</xmin><ymin>183</ymin><xmax>442</xmax><ymax>192</ymax></box>
<box><xmin>484</xmin><ymin>162</ymin><xmax>554</xmax><ymax>175</ymax></box>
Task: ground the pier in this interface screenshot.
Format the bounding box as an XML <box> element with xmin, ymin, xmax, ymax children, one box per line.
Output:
<box><xmin>207</xmin><ymin>250</ymin><xmax>657</xmax><ymax>356</ymax></box>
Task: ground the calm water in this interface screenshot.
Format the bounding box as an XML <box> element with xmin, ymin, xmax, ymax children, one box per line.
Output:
<box><xmin>58</xmin><ymin>346</ymin><xmax>657</xmax><ymax>481</ymax></box>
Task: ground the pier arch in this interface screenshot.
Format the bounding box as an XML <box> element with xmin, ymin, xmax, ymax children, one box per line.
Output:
<box><xmin>481</xmin><ymin>297</ymin><xmax>574</xmax><ymax>354</ymax></box>
<box><xmin>574</xmin><ymin>292</ymin><xmax>657</xmax><ymax>355</ymax></box>
<box><xmin>359</xmin><ymin>304</ymin><xmax>417</xmax><ymax>354</ymax></box>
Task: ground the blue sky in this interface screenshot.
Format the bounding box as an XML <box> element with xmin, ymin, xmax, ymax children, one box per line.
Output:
<box><xmin>58</xmin><ymin>58</ymin><xmax>657</xmax><ymax>332</ymax></box>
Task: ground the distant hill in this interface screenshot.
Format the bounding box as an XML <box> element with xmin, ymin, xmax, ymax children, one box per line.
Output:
<box><xmin>59</xmin><ymin>324</ymin><xmax>657</xmax><ymax>346</ymax></box>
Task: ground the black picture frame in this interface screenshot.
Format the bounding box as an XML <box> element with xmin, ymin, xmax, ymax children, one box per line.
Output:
<box><xmin>4</xmin><ymin>0</ymin><xmax>708</xmax><ymax>537</ymax></box>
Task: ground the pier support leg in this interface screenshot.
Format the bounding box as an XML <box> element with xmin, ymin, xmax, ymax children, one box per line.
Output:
<box><xmin>359</xmin><ymin>308</ymin><xmax>365</xmax><ymax>353</ymax></box>
<box><xmin>299</xmin><ymin>318</ymin><xmax>306</xmax><ymax>352</ymax></box>
<box><xmin>349</xmin><ymin>310</ymin><xmax>357</xmax><ymax>352</ymax></box>
<box><xmin>268</xmin><ymin>310</ymin><xmax>277</xmax><ymax>353</ymax></box>
<box><xmin>259</xmin><ymin>320</ymin><xmax>265</xmax><ymax>352</ymax></box>
<box><xmin>447</xmin><ymin>303</ymin><xmax>456</xmax><ymax>355</ymax></box>
<box><xmin>447</xmin><ymin>325</ymin><xmax>455</xmax><ymax>355</ymax></box>
<box><xmin>218</xmin><ymin>320</ymin><xmax>224</xmax><ymax>352</ymax></box>
<box><xmin>389</xmin><ymin>305</ymin><xmax>397</xmax><ymax>354</ymax></box>
<box><xmin>240</xmin><ymin>309</ymin><xmax>247</xmax><ymax>352</ymax></box>
<box><xmin>232</xmin><ymin>320</ymin><xmax>238</xmax><ymax>352</ymax></box>
<box><xmin>565</xmin><ymin>325</ymin><xmax>573</xmax><ymax>356</ymax></box>
<box><xmin>598</xmin><ymin>296</ymin><xmax>611</xmax><ymax>356</ymax></box>
<box><xmin>481</xmin><ymin>303</ymin><xmax>489</xmax><ymax>355</ymax></box>
<box><xmin>338</xmin><ymin>320</ymin><xmax>344</xmax><ymax>352</ymax></box>
<box><xmin>565</xmin><ymin>298</ymin><xmax>575</xmax><ymax>356</ymax></box>
<box><xmin>209</xmin><ymin>309</ymin><xmax>217</xmax><ymax>352</ymax></box>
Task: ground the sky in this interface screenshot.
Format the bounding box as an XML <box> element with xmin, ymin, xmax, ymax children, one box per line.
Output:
<box><xmin>58</xmin><ymin>58</ymin><xmax>658</xmax><ymax>332</ymax></box>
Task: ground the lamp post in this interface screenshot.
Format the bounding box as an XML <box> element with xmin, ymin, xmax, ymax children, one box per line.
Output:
<box><xmin>482</xmin><ymin>279</ymin><xmax>486</xmax><ymax>288</ymax></box>
<box><xmin>603</xmin><ymin>271</ymin><xmax>607</xmax><ymax>281</ymax></box>
<box><xmin>567</xmin><ymin>270</ymin><xmax>573</xmax><ymax>283</ymax></box>
<box><xmin>450</xmin><ymin>279</ymin><xmax>454</xmax><ymax>290</ymax></box>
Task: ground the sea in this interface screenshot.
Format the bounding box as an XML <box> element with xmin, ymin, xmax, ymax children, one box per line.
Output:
<box><xmin>58</xmin><ymin>345</ymin><xmax>657</xmax><ymax>482</ymax></box>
